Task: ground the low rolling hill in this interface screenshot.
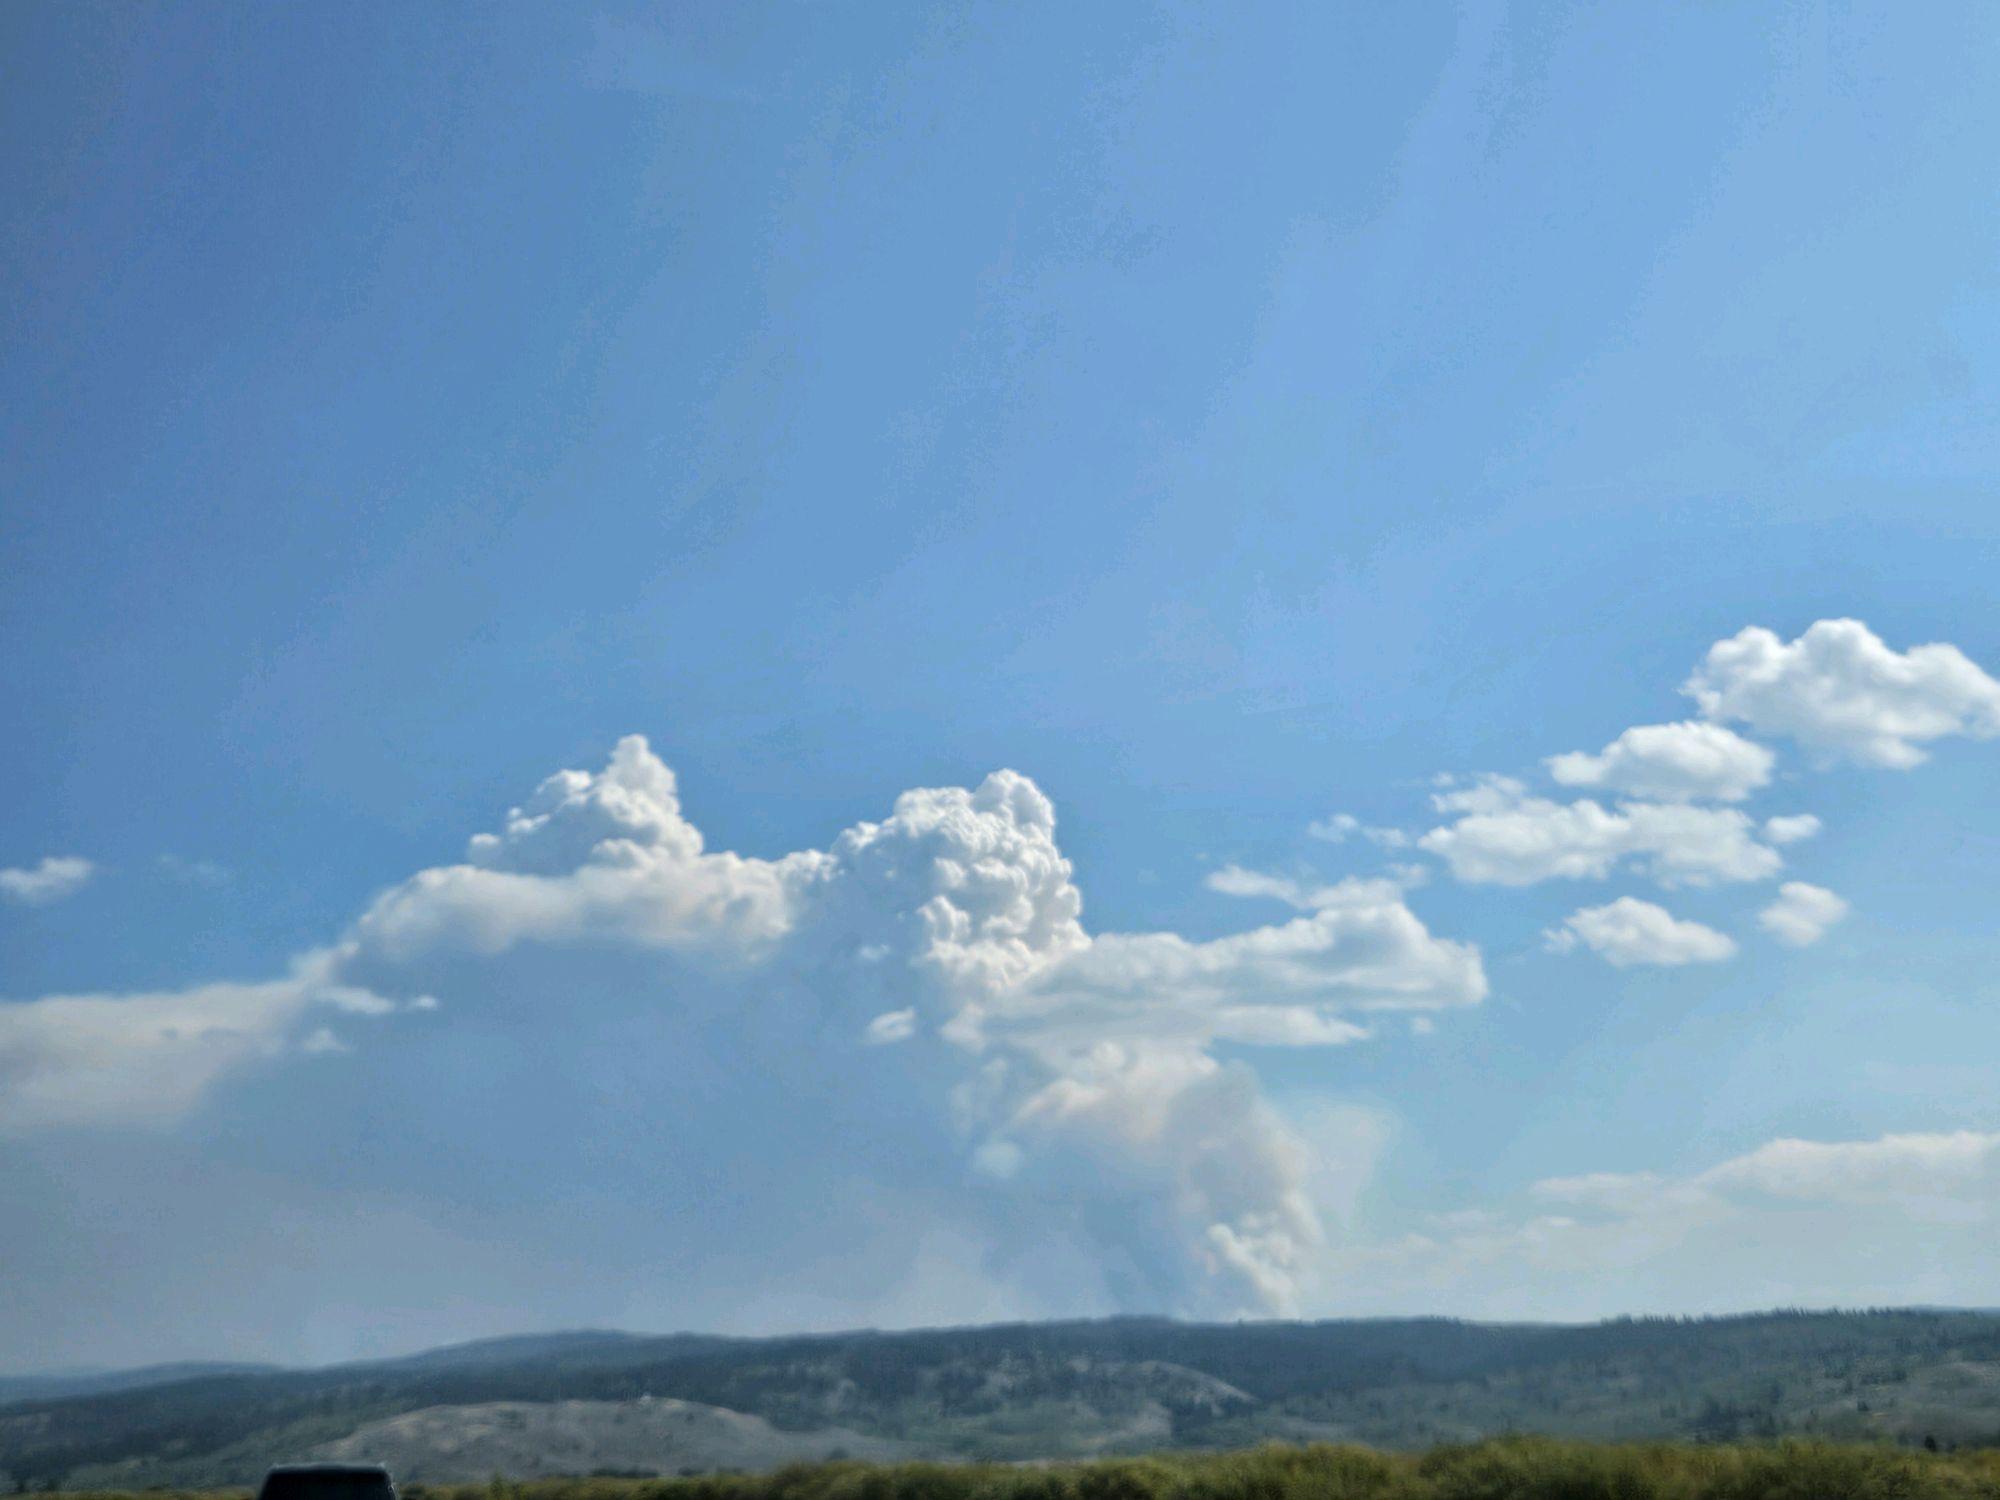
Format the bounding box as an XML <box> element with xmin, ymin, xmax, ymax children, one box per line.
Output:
<box><xmin>6</xmin><ymin>1311</ymin><xmax>2000</xmax><ymax>1489</ymax></box>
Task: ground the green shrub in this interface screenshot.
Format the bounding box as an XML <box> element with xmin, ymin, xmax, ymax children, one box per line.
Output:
<box><xmin>46</xmin><ymin>1439</ymin><xmax>2000</xmax><ymax>1500</ymax></box>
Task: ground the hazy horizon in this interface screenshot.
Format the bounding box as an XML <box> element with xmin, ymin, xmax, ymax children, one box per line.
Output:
<box><xmin>6</xmin><ymin>2</ymin><xmax>2000</xmax><ymax>1374</ymax></box>
<box><xmin>11</xmin><ymin>1304</ymin><xmax>2000</xmax><ymax>1383</ymax></box>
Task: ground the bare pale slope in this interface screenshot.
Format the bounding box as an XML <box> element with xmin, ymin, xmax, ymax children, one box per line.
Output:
<box><xmin>308</xmin><ymin>1398</ymin><xmax>906</xmax><ymax>1481</ymax></box>
<box><xmin>305</xmin><ymin>1360</ymin><xmax>1254</xmax><ymax>1480</ymax></box>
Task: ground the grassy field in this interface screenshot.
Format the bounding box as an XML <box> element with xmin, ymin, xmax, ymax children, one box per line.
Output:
<box><xmin>50</xmin><ymin>1439</ymin><xmax>2000</xmax><ymax>1500</ymax></box>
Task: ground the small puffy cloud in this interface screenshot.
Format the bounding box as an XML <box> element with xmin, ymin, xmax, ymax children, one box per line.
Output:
<box><xmin>1206</xmin><ymin>865</ymin><xmax>1321</xmax><ymax>906</ymax></box>
<box><xmin>1545</xmin><ymin>897</ymin><xmax>1737</xmax><ymax>967</ymax></box>
<box><xmin>1758</xmin><ymin>881</ymin><xmax>1849</xmax><ymax>947</ymax></box>
<box><xmin>1430</xmin><ymin>774</ymin><xmax>1527</xmax><ymax>815</ymax></box>
<box><xmin>1686</xmin><ymin>619</ymin><xmax>2000</xmax><ymax>768</ymax></box>
<box><xmin>1546</xmin><ymin>721</ymin><xmax>1774</xmax><ymax>802</ymax></box>
<box><xmin>1763</xmin><ymin>814</ymin><xmax>1821</xmax><ymax>845</ymax></box>
<box><xmin>0</xmin><ymin>856</ymin><xmax>95</xmax><ymax>907</ymax></box>
<box><xmin>864</xmin><ymin>1007</ymin><xmax>917</xmax><ymax>1045</ymax></box>
<box><xmin>1419</xmin><ymin>784</ymin><xmax>1782</xmax><ymax>888</ymax></box>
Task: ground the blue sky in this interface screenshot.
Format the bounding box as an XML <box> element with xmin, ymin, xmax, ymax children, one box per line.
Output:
<box><xmin>6</xmin><ymin>1</ymin><xmax>2000</xmax><ymax>1368</ymax></box>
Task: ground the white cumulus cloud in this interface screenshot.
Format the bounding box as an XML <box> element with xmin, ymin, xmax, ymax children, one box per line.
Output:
<box><xmin>1418</xmin><ymin>783</ymin><xmax>1782</xmax><ymax>888</ymax></box>
<box><xmin>1762</xmin><ymin>814</ymin><xmax>1821</xmax><ymax>845</ymax></box>
<box><xmin>1686</xmin><ymin>618</ymin><xmax>2000</xmax><ymax>768</ymax></box>
<box><xmin>0</xmin><ymin>855</ymin><xmax>95</xmax><ymax>907</ymax></box>
<box><xmin>0</xmin><ymin>737</ymin><xmax>1487</xmax><ymax>1318</ymax></box>
<box><xmin>1758</xmin><ymin>881</ymin><xmax>1849</xmax><ymax>947</ymax></box>
<box><xmin>1544</xmin><ymin>898</ymin><xmax>1737</xmax><ymax>967</ymax></box>
<box><xmin>348</xmin><ymin>735</ymin><xmax>815</xmax><ymax>964</ymax></box>
<box><xmin>1306</xmin><ymin>813</ymin><xmax>1361</xmax><ymax>843</ymax></box>
<box><xmin>1546</xmin><ymin>721</ymin><xmax>1774</xmax><ymax>803</ymax></box>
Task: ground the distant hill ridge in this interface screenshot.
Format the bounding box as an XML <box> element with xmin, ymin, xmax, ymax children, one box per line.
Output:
<box><xmin>0</xmin><ymin>1364</ymin><xmax>281</xmax><ymax>1408</ymax></box>
<box><xmin>6</xmin><ymin>1310</ymin><xmax>2000</xmax><ymax>1489</ymax></box>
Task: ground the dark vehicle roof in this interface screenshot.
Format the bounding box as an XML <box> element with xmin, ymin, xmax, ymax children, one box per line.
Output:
<box><xmin>258</xmin><ymin>1465</ymin><xmax>396</xmax><ymax>1500</ymax></box>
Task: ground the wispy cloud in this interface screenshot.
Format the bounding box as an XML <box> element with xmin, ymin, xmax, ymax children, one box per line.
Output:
<box><xmin>0</xmin><ymin>855</ymin><xmax>94</xmax><ymax>907</ymax></box>
<box><xmin>157</xmin><ymin>854</ymin><xmax>232</xmax><ymax>888</ymax></box>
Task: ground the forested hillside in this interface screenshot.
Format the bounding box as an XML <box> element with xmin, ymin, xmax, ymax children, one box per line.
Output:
<box><xmin>7</xmin><ymin>1312</ymin><xmax>2000</xmax><ymax>1489</ymax></box>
